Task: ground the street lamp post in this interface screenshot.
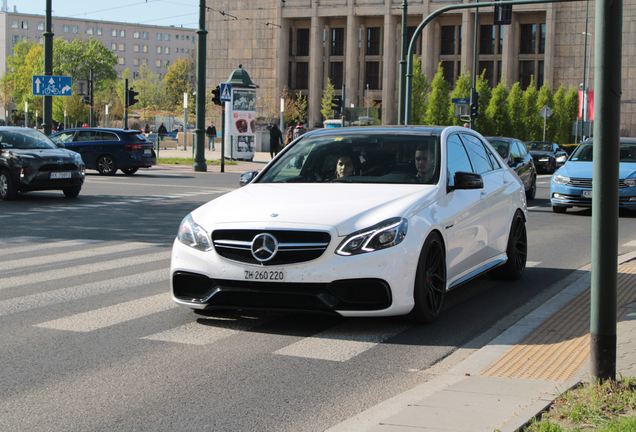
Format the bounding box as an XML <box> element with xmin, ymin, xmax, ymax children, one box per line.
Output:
<box><xmin>582</xmin><ymin>31</ymin><xmax>593</xmax><ymax>140</ymax></box>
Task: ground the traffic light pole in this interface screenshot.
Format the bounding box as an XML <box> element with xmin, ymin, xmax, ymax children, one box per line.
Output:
<box><xmin>124</xmin><ymin>78</ymin><xmax>128</xmax><ymax>130</ymax></box>
<box><xmin>192</xmin><ymin>0</ymin><xmax>208</xmax><ymax>172</ymax></box>
<box><xmin>89</xmin><ymin>69</ymin><xmax>94</xmax><ymax>127</ymax></box>
<box><xmin>42</xmin><ymin>0</ymin><xmax>53</xmax><ymax>135</ymax></box>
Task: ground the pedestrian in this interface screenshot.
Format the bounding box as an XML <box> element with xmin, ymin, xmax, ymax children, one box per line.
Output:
<box><xmin>285</xmin><ymin>125</ymin><xmax>294</xmax><ymax>146</ymax></box>
<box><xmin>206</xmin><ymin>121</ymin><xmax>217</xmax><ymax>151</ymax></box>
<box><xmin>144</xmin><ymin>123</ymin><xmax>150</xmax><ymax>134</ymax></box>
<box><xmin>57</xmin><ymin>123</ymin><xmax>64</xmax><ymax>132</ymax></box>
<box><xmin>269</xmin><ymin>124</ymin><xmax>284</xmax><ymax>159</ymax></box>
<box><xmin>158</xmin><ymin>122</ymin><xmax>167</xmax><ymax>141</ymax></box>
<box><xmin>293</xmin><ymin>121</ymin><xmax>306</xmax><ymax>140</ymax></box>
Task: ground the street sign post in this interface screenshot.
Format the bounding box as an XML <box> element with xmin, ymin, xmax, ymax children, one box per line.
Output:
<box><xmin>220</xmin><ymin>83</ymin><xmax>232</xmax><ymax>102</ymax></box>
<box><xmin>32</xmin><ymin>75</ymin><xmax>73</xmax><ymax>96</ymax></box>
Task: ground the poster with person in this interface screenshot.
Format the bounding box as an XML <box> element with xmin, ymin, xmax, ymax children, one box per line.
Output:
<box><xmin>224</xmin><ymin>88</ymin><xmax>256</xmax><ymax>160</ymax></box>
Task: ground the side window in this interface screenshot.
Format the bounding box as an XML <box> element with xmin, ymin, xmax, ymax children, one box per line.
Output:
<box><xmin>509</xmin><ymin>142</ymin><xmax>522</xmax><ymax>160</ymax></box>
<box><xmin>461</xmin><ymin>134</ymin><xmax>493</xmax><ymax>174</ymax></box>
<box><xmin>100</xmin><ymin>132</ymin><xmax>120</xmax><ymax>141</ymax></box>
<box><xmin>515</xmin><ymin>141</ymin><xmax>528</xmax><ymax>156</ymax></box>
<box><xmin>51</xmin><ymin>132</ymin><xmax>74</xmax><ymax>143</ymax></box>
<box><xmin>447</xmin><ymin>134</ymin><xmax>473</xmax><ymax>187</ymax></box>
<box><xmin>74</xmin><ymin>131</ymin><xmax>96</xmax><ymax>141</ymax></box>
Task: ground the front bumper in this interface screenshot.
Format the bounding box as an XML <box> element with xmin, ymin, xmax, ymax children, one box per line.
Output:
<box><xmin>17</xmin><ymin>164</ymin><xmax>85</xmax><ymax>192</ymax></box>
<box><xmin>551</xmin><ymin>187</ymin><xmax>636</xmax><ymax>209</ymax></box>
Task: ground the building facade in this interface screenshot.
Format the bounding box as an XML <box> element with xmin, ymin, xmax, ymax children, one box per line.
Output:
<box><xmin>207</xmin><ymin>0</ymin><xmax>636</xmax><ymax>137</ymax></box>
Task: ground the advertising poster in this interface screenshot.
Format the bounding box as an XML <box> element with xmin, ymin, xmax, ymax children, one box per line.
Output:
<box><xmin>225</xmin><ymin>88</ymin><xmax>256</xmax><ymax>160</ymax></box>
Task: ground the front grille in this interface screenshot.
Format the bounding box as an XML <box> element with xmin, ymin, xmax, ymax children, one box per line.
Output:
<box><xmin>39</xmin><ymin>163</ymin><xmax>78</xmax><ymax>172</ymax></box>
<box><xmin>212</xmin><ymin>229</ymin><xmax>331</xmax><ymax>266</ymax></box>
<box><xmin>172</xmin><ymin>272</ymin><xmax>392</xmax><ymax>312</ymax></box>
<box><xmin>565</xmin><ymin>177</ymin><xmax>630</xmax><ymax>189</ymax></box>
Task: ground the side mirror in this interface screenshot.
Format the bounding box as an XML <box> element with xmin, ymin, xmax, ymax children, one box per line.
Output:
<box><xmin>56</xmin><ymin>143</ymin><xmax>65</xmax><ymax>149</ymax></box>
<box><xmin>514</xmin><ymin>157</ymin><xmax>525</xmax><ymax>164</ymax></box>
<box><xmin>453</xmin><ymin>171</ymin><xmax>483</xmax><ymax>190</ymax></box>
<box><xmin>239</xmin><ymin>170</ymin><xmax>259</xmax><ymax>187</ymax></box>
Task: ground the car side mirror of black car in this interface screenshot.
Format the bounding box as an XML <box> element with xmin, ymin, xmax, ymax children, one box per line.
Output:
<box><xmin>239</xmin><ymin>170</ymin><xmax>259</xmax><ymax>187</ymax></box>
<box><xmin>513</xmin><ymin>157</ymin><xmax>525</xmax><ymax>164</ymax></box>
<box><xmin>452</xmin><ymin>171</ymin><xmax>484</xmax><ymax>190</ymax></box>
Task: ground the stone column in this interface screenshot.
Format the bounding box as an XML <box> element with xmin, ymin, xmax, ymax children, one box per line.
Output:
<box><xmin>383</xmin><ymin>14</ymin><xmax>399</xmax><ymax>125</ymax></box>
<box><xmin>309</xmin><ymin>15</ymin><xmax>325</xmax><ymax>129</ymax></box>
<box><xmin>345</xmin><ymin>14</ymin><xmax>361</xmax><ymax>109</ymax></box>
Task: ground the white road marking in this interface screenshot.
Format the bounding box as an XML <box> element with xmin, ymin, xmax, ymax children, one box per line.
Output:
<box><xmin>624</xmin><ymin>240</ymin><xmax>636</xmax><ymax>247</ymax></box>
<box><xmin>526</xmin><ymin>261</ymin><xmax>541</xmax><ymax>268</ymax></box>
<box><xmin>274</xmin><ymin>320</ymin><xmax>411</xmax><ymax>362</ymax></box>
<box><xmin>35</xmin><ymin>292</ymin><xmax>176</xmax><ymax>332</ymax></box>
<box><xmin>143</xmin><ymin>315</ymin><xmax>267</xmax><ymax>345</ymax></box>
<box><xmin>0</xmin><ymin>239</ymin><xmax>101</xmax><ymax>257</ymax></box>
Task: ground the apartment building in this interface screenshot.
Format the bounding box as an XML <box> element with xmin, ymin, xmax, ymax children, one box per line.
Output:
<box><xmin>207</xmin><ymin>0</ymin><xmax>636</xmax><ymax>137</ymax></box>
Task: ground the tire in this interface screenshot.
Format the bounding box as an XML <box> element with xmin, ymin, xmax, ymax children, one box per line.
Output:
<box><xmin>489</xmin><ymin>211</ymin><xmax>527</xmax><ymax>280</ymax></box>
<box><xmin>0</xmin><ymin>169</ymin><xmax>18</xmax><ymax>200</ymax></box>
<box><xmin>552</xmin><ymin>205</ymin><xmax>567</xmax><ymax>214</ymax></box>
<box><xmin>526</xmin><ymin>176</ymin><xmax>536</xmax><ymax>200</ymax></box>
<box><xmin>63</xmin><ymin>186</ymin><xmax>81</xmax><ymax>198</ymax></box>
<box><xmin>121</xmin><ymin>167</ymin><xmax>139</xmax><ymax>175</ymax></box>
<box><xmin>549</xmin><ymin>160</ymin><xmax>556</xmax><ymax>174</ymax></box>
<box><xmin>97</xmin><ymin>155</ymin><xmax>117</xmax><ymax>176</ymax></box>
<box><xmin>407</xmin><ymin>232</ymin><xmax>447</xmax><ymax>324</ymax></box>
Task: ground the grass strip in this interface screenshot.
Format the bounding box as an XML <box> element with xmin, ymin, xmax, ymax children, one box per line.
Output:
<box><xmin>157</xmin><ymin>158</ymin><xmax>237</xmax><ymax>166</ymax></box>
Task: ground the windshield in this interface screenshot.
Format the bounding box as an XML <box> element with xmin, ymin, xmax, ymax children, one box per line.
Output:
<box><xmin>257</xmin><ymin>131</ymin><xmax>440</xmax><ymax>184</ymax></box>
<box><xmin>527</xmin><ymin>142</ymin><xmax>552</xmax><ymax>151</ymax></box>
<box><xmin>0</xmin><ymin>129</ymin><xmax>57</xmax><ymax>150</ymax></box>
<box><xmin>487</xmin><ymin>140</ymin><xmax>510</xmax><ymax>158</ymax></box>
<box><xmin>569</xmin><ymin>143</ymin><xmax>636</xmax><ymax>162</ymax></box>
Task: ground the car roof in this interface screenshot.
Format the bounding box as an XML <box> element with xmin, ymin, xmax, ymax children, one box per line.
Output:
<box><xmin>304</xmin><ymin>125</ymin><xmax>460</xmax><ymax>138</ymax></box>
<box><xmin>53</xmin><ymin>128</ymin><xmax>140</xmax><ymax>133</ymax></box>
<box><xmin>581</xmin><ymin>137</ymin><xmax>636</xmax><ymax>144</ymax></box>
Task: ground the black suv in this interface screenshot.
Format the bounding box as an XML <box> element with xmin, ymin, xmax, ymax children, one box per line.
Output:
<box><xmin>0</xmin><ymin>127</ymin><xmax>85</xmax><ymax>200</ymax></box>
<box><xmin>49</xmin><ymin>128</ymin><xmax>156</xmax><ymax>175</ymax></box>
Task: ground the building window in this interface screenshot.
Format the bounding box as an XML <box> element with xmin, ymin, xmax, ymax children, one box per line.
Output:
<box><xmin>441</xmin><ymin>26</ymin><xmax>456</xmax><ymax>55</ymax></box>
<box><xmin>331</xmin><ymin>28</ymin><xmax>344</xmax><ymax>56</ymax></box>
<box><xmin>519</xmin><ymin>60</ymin><xmax>534</xmax><ymax>90</ymax></box>
<box><xmin>119</xmin><ymin>44</ymin><xmax>125</xmax><ymax>51</ymax></box>
<box><xmin>118</xmin><ymin>57</ymin><xmax>125</xmax><ymax>65</ymax></box>
<box><xmin>330</xmin><ymin>62</ymin><xmax>343</xmax><ymax>89</ymax></box>
<box><xmin>143</xmin><ymin>59</ymin><xmax>148</xmax><ymax>66</ymax></box>
<box><xmin>157</xmin><ymin>46</ymin><xmax>162</xmax><ymax>54</ymax></box>
<box><xmin>134</xmin><ymin>58</ymin><xmax>139</xmax><ymax>66</ymax></box>
<box><xmin>480</xmin><ymin>25</ymin><xmax>495</xmax><ymax>55</ymax></box>
<box><xmin>176</xmin><ymin>34</ymin><xmax>179</xmax><ymax>40</ymax></box>
<box><xmin>407</xmin><ymin>26</ymin><xmax>422</xmax><ymax>56</ymax></box>
<box><xmin>520</xmin><ymin>24</ymin><xmax>536</xmax><ymax>54</ymax></box>
<box><xmin>164</xmin><ymin>60</ymin><xmax>170</xmax><ymax>68</ymax></box>
<box><xmin>539</xmin><ymin>24</ymin><xmax>546</xmax><ymax>54</ymax></box>
<box><xmin>186</xmin><ymin>35</ymin><xmax>190</xmax><ymax>40</ymax></box>
<box><xmin>97</xmin><ymin>28</ymin><xmax>102</xmax><ymax>36</ymax></box>
<box><xmin>296</xmin><ymin>62</ymin><xmax>309</xmax><ymax>89</ymax></box>
<box><xmin>479</xmin><ymin>61</ymin><xmax>495</xmax><ymax>87</ymax></box>
<box><xmin>165</xmin><ymin>47</ymin><xmax>170</xmax><ymax>55</ymax></box>
<box><xmin>442</xmin><ymin>61</ymin><xmax>456</xmax><ymax>86</ymax></box>
<box><xmin>87</xmin><ymin>27</ymin><xmax>93</xmax><ymax>35</ymax></box>
<box><xmin>366</xmin><ymin>61</ymin><xmax>380</xmax><ymax>90</ymax></box>
<box><xmin>142</xmin><ymin>32</ymin><xmax>148</xmax><ymax>39</ymax></box>
<box><xmin>72</xmin><ymin>26</ymin><xmax>78</xmax><ymax>33</ymax></box>
<box><xmin>63</xmin><ymin>25</ymin><xmax>69</xmax><ymax>33</ymax></box>
<box><xmin>297</xmin><ymin>28</ymin><xmax>309</xmax><ymax>56</ymax></box>
<box><xmin>38</xmin><ymin>23</ymin><xmax>44</xmax><ymax>31</ymax></box>
<box><xmin>111</xmin><ymin>29</ymin><xmax>117</xmax><ymax>37</ymax></box>
<box><xmin>367</xmin><ymin>27</ymin><xmax>380</xmax><ymax>55</ymax></box>
<box><xmin>181</xmin><ymin>48</ymin><xmax>184</xmax><ymax>53</ymax></box>
<box><xmin>22</xmin><ymin>21</ymin><xmax>28</xmax><ymax>29</ymax></box>
<box><xmin>156</xmin><ymin>60</ymin><xmax>162</xmax><ymax>68</ymax></box>
<box><xmin>142</xmin><ymin>45</ymin><xmax>148</xmax><ymax>53</ymax></box>
<box><xmin>120</xmin><ymin>30</ymin><xmax>125</xmax><ymax>38</ymax></box>
<box><xmin>111</xmin><ymin>43</ymin><xmax>117</xmax><ymax>50</ymax></box>
<box><xmin>157</xmin><ymin>33</ymin><xmax>162</xmax><ymax>40</ymax></box>
<box><xmin>134</xmin><ymin>31</ymin><xmax>140</xmax><ymax>39</ymax></box>
<box><xmin>11</xmin><ymin>35</ymin><xmax>19</xmax><ymax>44</ymax></box>
<box><xmin>538</xmin><ymin>60</ymin><xmax>545</xmax><ymax>87</ymax></box>
<box><xmin>11</xmin><ymin>21</ymin><xmax>18</xmax><ymax>29</ymax></box>
<box><xmin>164</xmin><ymin>34</ymin><xmax>170</xmax><ymax>41</ymax></box>
<box><xmin>134</xmin><ymin>45</ymin><xmax>140</xmax><ymax>52</ymax></box>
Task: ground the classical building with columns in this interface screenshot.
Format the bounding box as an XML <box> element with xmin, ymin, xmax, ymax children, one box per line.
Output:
<box><xmin>207</xmin><ymin>0</ymin><xmax>635</xmax><ymax>136</ymax></box>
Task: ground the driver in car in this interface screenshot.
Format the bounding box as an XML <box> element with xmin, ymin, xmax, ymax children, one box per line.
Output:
<box><xmin>414</xmin><ymin>145</ymin><xmax>436</xmax><ymax>183</ymax></box>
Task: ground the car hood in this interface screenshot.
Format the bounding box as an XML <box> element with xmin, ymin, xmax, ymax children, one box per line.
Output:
<box><xmin>9</xmin><ymin>148</ymin><xmax>79</xmax><ymax>162</ymax></box>
<box><xmin>556</xmin><ymin>162</ymin><xmax>636</xmax><ymax>180</ymax></box>
<box><xmin>190</xmin><ymin>183</ymin><xmax>439</xmax><ymax>237</ymax></box>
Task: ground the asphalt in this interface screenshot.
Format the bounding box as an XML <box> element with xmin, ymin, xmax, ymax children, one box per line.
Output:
<box><xmin>157</xmin><ymin>147</ymin><xmax>636</xmax><ymax>432</ymax></box>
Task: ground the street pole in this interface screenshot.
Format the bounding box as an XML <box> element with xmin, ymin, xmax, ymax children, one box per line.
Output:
<box><xmin>397</xmin><ymin>0</ymin><xmax>408</xmax><ymax>125</ymax></box>
<box><xmin>341</xmin><ymin>84</ymin><xmax>346</xmax><ymax>126</ymax></box>
<box><xmin>183</xmin><ymin>92</ymin><xmax>188</xmax><ymax>151</ymax></box>
<box><xmin>221</xmin><ymin>104</ymin><xmax>225</xmax><ymax>173</ymax></box>
<box><xmin>470</xmin><ymin>0</ymin><xmax>480</xmax><ymax>130</ymax></box>
<box><xmin>280</xmin><ymin>98</ymin><xmax>284</xmax><ymax>132</ymax></box>
<box><xmin>89</xmin><ymin>69</ymin><xmax>94</xmax><ymax>128</ymax></box>
<box><xmin>366</xmin><ymin>84</ymin><xmax>369</xmax><ymax>117</ymax></box>
<box><xmin>124</xmin><ymin>78</ymin><xmax>128</xmax><ymax>129</ymax></box>
<box><xmin>105</xmin><ymin>105</ymin><xmax>109</xmax><ymax>127</ymax></box>
<box><xmin>64</xmin><ymin>110</ymin><xmax>66</xmax><ymax>129</ymax></box>
<box><xmin>193</xmin><ymin>0</ymin><xmax>208</xmax><ymax>172</ymax></box>
<box><xmin>24</xmin><ymin>101</ymin><xmax>27</xmax><ymax>128</ymax></box>
<box><xmin>42</xmin><ymin>0</ymin><xmax>53</xmax><ymax>136</ymax></box>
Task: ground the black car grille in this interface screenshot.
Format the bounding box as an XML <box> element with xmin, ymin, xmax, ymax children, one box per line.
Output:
<box><xmin>39</xmin><ymin>163</ymin><xmax>78</xmax><ymax>172</ymax></box>
<box><xmin>565</xmin><ymin>178</ymin><xmax>630</xmax><ymax>189</ymax></box>
<box><xmin>212</xmin><ymin>229</ymin><xmax>331</xmax><ymax>266</ymax></box>
<box><xmin>172</xmin><ymin>272</ymin><xmax>392</xmax><ymax>312</ymax></box>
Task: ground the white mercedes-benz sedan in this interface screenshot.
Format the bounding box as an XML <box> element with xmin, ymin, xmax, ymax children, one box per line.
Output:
<box><xmin>171</xmin><ymin>126</ymin><xmax>528</xmax><ymax>323</ymax></box>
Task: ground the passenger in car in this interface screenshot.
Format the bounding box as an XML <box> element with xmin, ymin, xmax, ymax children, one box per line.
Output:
<box><xmin>414</xmin><ymin>145</ymin><xmax>436</xmax><ymax>183</ymax></box>
<box><xmin>329</xmin><ymin>153</ymin><xmax>358</xmax><ymax>180</ymax></box>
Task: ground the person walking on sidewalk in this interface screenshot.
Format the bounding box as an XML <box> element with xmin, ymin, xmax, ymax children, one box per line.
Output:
<box><xmin>158</xmin><ymin>123</ymin><xmax>167</xmax><ymax>141</ymax></box>
<box><xmin>269</xmin><ymin>124</ymin><xmax>284</xmax><ymax>159</ymax></box>
<box><xmin>285</xmin><ymin>125</ymin><xmax>294</xmax><ymax>146</ymax></box>
<box><xmin>206</xmin><ymin>121</ymin><xmax>217</xmax><ymax>151</ymax></box>
<box><xmin>293</xmin><ymin>121</ymin><xmax>306</xmax><ymax>140</ymax></box>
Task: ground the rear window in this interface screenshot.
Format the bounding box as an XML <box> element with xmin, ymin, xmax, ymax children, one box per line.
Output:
<box><xmin>127</xmin><ymin>133</ymin><xmax>149</xmax><ymax>142</ymax></box>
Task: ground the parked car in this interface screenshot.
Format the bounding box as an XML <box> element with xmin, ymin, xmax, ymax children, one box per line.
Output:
<box><xmin>171</xmin><ymin>126</ymin><xmax>528</xmax><ymax>324</ymax></box>
<box><xmin>49</xmin><ymin>128</ymin><xmax>156</xmax><ymax>175</ymax></box>
<box><xmin>525</xmin><ymin>141</ymin><xmax>568</xmax><ymax>173</ymax></box>
<box><xmin>0</xmin><ymin>127</ymin><xmax>85</xmax><ymax>200</ymax></box>
<box><xmin>485</xmin><ymin>137</ymin><xmax>537</xmax><ymax>200</ymax></box>
<box><xmin>550</xmin><ymin>138</ymin><xmax>636</xmax><ymax>213</ymax></box>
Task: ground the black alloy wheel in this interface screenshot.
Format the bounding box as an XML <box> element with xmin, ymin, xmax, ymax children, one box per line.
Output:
<box><xmin>408</xmin><ymin>232</ymin><xmax>447</xmax><ymax>324</ymax></box>
<box><xmin>97</xmin><ymin>155</ymin><xmax>118</xmax><ymax>176</ymax></box>
<box><xmin>489</xmin><ymin>211</ymin><xmax>527</xmax><ymax>280</ymax></box>
<box><xmin>0</xmin><ymin>169</ymin><xmax>17</xmax><ymax>200</ymax></box>
<box><xmin>121</xmin><ymin>167</ymin><xmax>139</xmax><ymax>175</ymax></box>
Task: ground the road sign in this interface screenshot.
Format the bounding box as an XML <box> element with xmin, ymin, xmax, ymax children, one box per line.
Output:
<box><xmin>220</xmin><ymin>83</ymin><xmax>232</xmax><ymax>102</ymax></box>
<box><xmin>452</xmin><ymin>98</ymin><xmax>470</xmax><ymax>104</ymax></box>
<box><xmin>539</xmin><ymin>105</ymin><xmax>553</xmax><ymax>119</ymax></box>
<box><xmin>32</xmin><ymin>75</ymin><xmax>73</xmax><ymax>96</ymax></box>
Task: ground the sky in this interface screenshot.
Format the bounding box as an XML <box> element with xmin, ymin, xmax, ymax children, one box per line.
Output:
<box><xmin>11</xmin><ymin>0</ymin><xmax>201</xmax><ymax>29</ymax></box>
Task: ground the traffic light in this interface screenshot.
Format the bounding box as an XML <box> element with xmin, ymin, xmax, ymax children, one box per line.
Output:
<box><xmin>470</xmin><ymin>88</ymin><xmax>480</xmax><ymax>119</ymax></box>
<box><xmin>127</xmin><ymin>87</ymin><xmax>139</xmax><ymax>107</ymax></box>
<box><xmin>494</xmin><ymin>4</ymin><xmax>513</xmax><ymax>25</ymax></box>
<box><xmin>82</xmin><ymin>95</ymin><xmax>90</xmax><ymax>105</ymax></box>
<box><xmin>212</xmin><ymin>85</ymin><xmax>222</xmax><ymax>106</ymax></box>
<box><xmin>331</xmin><ymin>96</ymin><xmax>341</xmax><ymax>114</ymax></box>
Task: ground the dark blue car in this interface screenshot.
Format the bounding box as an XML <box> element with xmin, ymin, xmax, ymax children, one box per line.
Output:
<box><xmin>49</xmin><ymin>128</ymin><xmax>156</xmax><ymax>175</ymax></box>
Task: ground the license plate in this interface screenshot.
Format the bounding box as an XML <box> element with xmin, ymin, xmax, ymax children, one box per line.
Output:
<box><xmin>581</xmin><ymin>190</ymin><xmax>593</xmax><ymax>198</ymax></box>
<box><xmin>144</xmin><ymin>149</ymin><xmax>152</xmax><ymax>155</ymax></box>
<box><xmin>50</xmin><ymin>172</ymin><xmax>72</xmax><ymax>179</ymax></box>
<box><xmin>244</xmin><ymin>269</ymin><xmax>285</xmax><ymax>281</ymax></box>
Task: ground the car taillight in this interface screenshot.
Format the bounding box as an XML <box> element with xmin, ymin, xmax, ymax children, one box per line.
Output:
<box><xmin>125</xmin><ymin>144</ymin><xmax>143</xmax><ymax>151</ymax></box>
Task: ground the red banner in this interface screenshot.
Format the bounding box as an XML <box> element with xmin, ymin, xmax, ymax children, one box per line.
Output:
<box><xmin>578</xmin><ymin>90</ymin><xmax>595</xmax><ymax>121</ymax></box>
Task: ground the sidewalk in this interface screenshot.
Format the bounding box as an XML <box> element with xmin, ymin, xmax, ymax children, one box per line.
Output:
<box><xmin>327</xmin><ymin>252</ymin><xmax>636</xmax><ymax>432</ymax></box>
<box><xmin>154</xmin><ymin>146</ymin><xmax>272</xmax><ymax>173</ymax></box>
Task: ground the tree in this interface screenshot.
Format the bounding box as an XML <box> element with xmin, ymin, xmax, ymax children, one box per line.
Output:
<box><xmin>552</xmin><ymin>85</ymin><xmax>568</xmax><ymax>144</ymax></box>
<box><xmin>507</xmin><ymin>82</ymin><xmax>526</xmax><ymax>140</ymax></box>
<box><xmin>281</xmin><ymin>86</ymin><xmax>298</xmax><ymax>125</ymax></box>
<box><xmin>485</xmin><ymin>80</ymin><xmax>510</xmax><ymax>137</ymax></box>
<box><xmin>52</xmin><ymin>38</ymin><xmax>117</xmax><ymax>85</ymax></box>
<box><xmin>523</xmin><ymin>77</ymin><xmax>542</xmax><ymax>141</ymax></box>
<box><xmin>424</xmin><ymin>63</ymin><xmax>451</xmax><ymax>126</ymax></box>
<box><xmin>474</xmin><ymin>72</ymin><xmax>492</xmax><ymax>134</ymax></box>
<box><xmin>448</xmin><ymin>69</ymin><xmax>471</xmax><ymax>126</ymax></box>
<box><xmin>164</xmin><ymin>57</ymin><xmax>195</xmax><ymax>114</ymax></box>
<box><xmin>132</xmin><ymin>65</ymin><xmax>166</xmax><ymax>116</ymax></box>
<box><xmin>321</xmin><ymin>78</ymin><xmax>336</xmax><ymax>121</ymax></box>
<box><xmin>412</xmin><ymin>55</ymin><xmax>430</xmax><ymax>125</ymax></box>
<box><xmin>4</xmin><ymin>41</ymin><xmax>42</xmax><ymax>112</ymax></box>
<box><xmin>293</xmin><ymin>91</ymin><xmax>308</xmax><ymax>124</ymax></box>
<box><xmin>564</xmin><ymin>86</ymin><xmax>580</xmax><ymax>143</ymax></box>
<box><xmin>537</xmin><ymin>81</ymin><xmax>555</xmax><ymax>141</ymax></box>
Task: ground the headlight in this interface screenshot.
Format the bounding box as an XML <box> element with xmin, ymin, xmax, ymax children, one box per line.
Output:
<box><xmin>553</xmin><ymin>174</ymin><xmax>570</xmax><ymax>185</ymax></box>
<box><xmin>336</xmin><ymin>217</ymin><xmax>407</xmax><ymax>256</ymax></box>
<box><xmin>625</xmin><ymin>179</ymin><xmax>636</xmax><ymax>187</ymax></box>
<box><xmin>74</xmin><ymin>153</ymin><xmax>83</xmax><ymax>164</ymax></box>
<box><xmin>177</xmin><ymin>214</ymin><xmax>212</xmax><ymax>251</ymax></box>
<box><xmin>538</xmin><ymin>157</ymin><xmax>549</xmax><ymax>162</ymax></box>
<box><xmin>557</xmin><ymin>156</ymin><xmax>567</xmax><ymax>162</ymax></box>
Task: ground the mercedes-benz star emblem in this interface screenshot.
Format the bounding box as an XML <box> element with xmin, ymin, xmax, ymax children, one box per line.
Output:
<box><xmin>251</xmin><ymin>233</ymin><xmax>278</xmax><ymax>262</ymax></box>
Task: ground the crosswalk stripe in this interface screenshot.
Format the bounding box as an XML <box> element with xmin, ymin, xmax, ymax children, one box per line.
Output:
<box><xmin>624</xmin><ymin>240</ymin><xmax>636</xmax><ymax>247</ymax></box>
<box><xmin>0</xmin><ymin>242</ymin><xmax>160</xmax><ymax>273</ymax></box>
<box><xmin>526</xmin><ymin>261</ymin><xmax>541</xmax><ymax>268</ymax></box>
<box><xmin>274</xmin><ymin>320</ymin><xmax>411</xmax><ymax>362</ymax></box>
<box><xmin>0</xmin><ymin>269</ymin><xmax>168</xmax><ymax>318</ymax></box>
<box><xmin>0</xmin><ymin>239</ymin><xmax>101</xmax><ymax>257</ymax></box>
<box><xmin>0</xmin><ymin>250</ymin><xmax>170</xmax><ymax>291</ymax></box>
<box><xmin>0</xmin><ymin>236</ymin><xmax>46</xmax><ymax>244</ymax></box>
<box><xmin>35</xmin><ymin>292</ymin><xmax>176</xmax><ymax>332</ymax></box>
<box><xmin>142</xmin><ymin>315</ymin><xmax>268</xmax><ymax>345</ymax></box>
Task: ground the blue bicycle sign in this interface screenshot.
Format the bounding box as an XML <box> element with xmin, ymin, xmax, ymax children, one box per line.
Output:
<box><xmin>32</xmin><ymin>75</ymin><xmax>73</xmax><ymax>97</ymax></box>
